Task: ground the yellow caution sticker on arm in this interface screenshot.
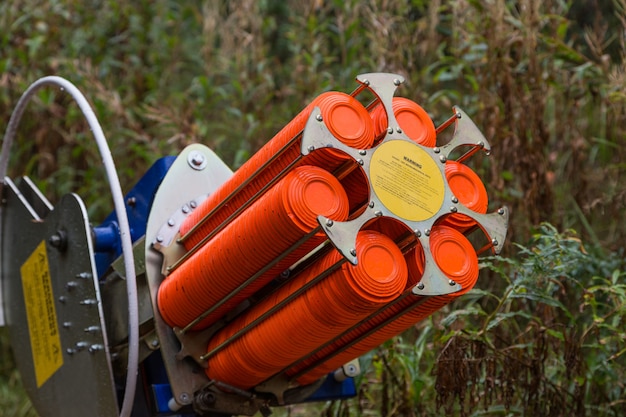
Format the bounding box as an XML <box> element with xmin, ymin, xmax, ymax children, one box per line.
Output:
<box><xmin>21</xmin><ymin>240</ymin><xmax>63</xmax><ymax>387</ymax></box>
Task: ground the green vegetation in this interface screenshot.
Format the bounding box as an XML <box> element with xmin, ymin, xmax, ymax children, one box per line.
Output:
<box><xmin>1</xmin><ymin>0</ymin><xmax>625</xmax><ymax>416</ymax></box>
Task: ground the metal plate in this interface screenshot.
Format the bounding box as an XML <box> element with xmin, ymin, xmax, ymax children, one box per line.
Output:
<box><xmin>144</xmin><ymin>144</ymin><xmax>248</xmax><ymax>411</ymax></box>
<box><xmin>1</xmin><ymin>177</ymin><xmax>118</xmax><ymax>417</ymax></box>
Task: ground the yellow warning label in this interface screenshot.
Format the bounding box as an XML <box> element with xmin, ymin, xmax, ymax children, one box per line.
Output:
<box><xmin>21</xmin><ymin>240</ymin><xmax>63</xmax><ymax>388</ymax></box>
<box><xmin>370</xmin><ymin>140</ymin><xmax>445</xmax><ymax>221</ymax></box>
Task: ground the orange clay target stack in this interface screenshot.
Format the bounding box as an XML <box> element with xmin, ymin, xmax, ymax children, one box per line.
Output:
<box><xmin>0</xmin><ymin>72</ymin><xmax>508</xmax><ymax>417</ymax></box>
<box><xmin>148</xmin><ymin>72</ymin><xmax>509</xmax><ymax>413</ymax></box>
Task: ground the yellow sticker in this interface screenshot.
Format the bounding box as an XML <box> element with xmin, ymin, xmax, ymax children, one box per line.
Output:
<box><xmin>21</xmin><ymin>240</ymin><xmax>63</xmax><ymax>388</ymax></box>
<box><xmin>370</xmin><ymin>140</ymin><xmax>445</xmax><ymax>221</ymax></box>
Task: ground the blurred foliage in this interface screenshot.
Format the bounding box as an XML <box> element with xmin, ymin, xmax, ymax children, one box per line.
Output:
<box><xmin>1</xmin><ymin>0</ymin><xmax>625</xmax><ymax>416</ymax></box>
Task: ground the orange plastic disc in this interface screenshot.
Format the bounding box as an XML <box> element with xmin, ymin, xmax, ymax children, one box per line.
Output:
<box><xmin>441</xmin><ymin>161</ymin><xmax>488</xmax><ymax>232</ymax></box>
<box><xmin>429</xmin><ymin>225</ymin><xmax>479</xmax><ymax>295</ymax></box>
<box><xmin>371</xmin><ymin>97</ymin><xmax>436</xmax><ymax>147</ymax></box>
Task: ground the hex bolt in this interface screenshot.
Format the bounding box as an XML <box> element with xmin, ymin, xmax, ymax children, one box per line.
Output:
<box><xmin>84</xmin><ymin>326</ymin><xmax>101</xmax><ymax>334</ymax></box>
<box><xmin>48</xmin><ymin>230</ymin><xmax>68</xmax><ymax>251</ymax></box>
<box><xmin>76</xmin><ymin>272</ymin><xmax>92</xmax><ymax>280</ymax></box>
<box><xmin>188</xmin><ymin>151</ymin><xmax>207</xmax><ymax>170</ymax></box>
<box><xmin>88</xmin><ymin>344</ymin><xmax>104</xmax><ymax>353</ymax></box>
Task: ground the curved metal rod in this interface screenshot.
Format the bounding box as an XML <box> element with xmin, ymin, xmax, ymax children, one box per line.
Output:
<box><xmin>0</xmin><ymin>76</ymin><xmax>138</xmax><ymax>417</ymax></box>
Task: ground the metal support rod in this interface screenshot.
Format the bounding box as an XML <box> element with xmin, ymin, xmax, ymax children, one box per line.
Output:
<box><xmin>169</xmin><ymin>154</ymin><xmax>303</xmax><ymax>274</ymax></box>
<box><xmin>177</xmin><ymin>131</ymin><xmax>304</xmax><ymax>245</ymax></box>
<box><xmin>435</xmin><ymin>110</ymin><xmax>462</xmax><ymax>135</ymax></box>
<box><xmin>287</xmin><ymin>292</ymin><xmax>430</xmax><ymax>381</ymax></box>
<box><xmin>455</xmin><ymin>143</ymin><xmax>485</xmax><ymax>164</ymax></box>
<box><xmin>181</xmin><ymin>227</ymin><xmax>321</xmax><ymax>334</ymax></box>
<box><xmin>200</xmin><ymin>257</ymin><xmax>346</xmax><ymax>362</ymax></box>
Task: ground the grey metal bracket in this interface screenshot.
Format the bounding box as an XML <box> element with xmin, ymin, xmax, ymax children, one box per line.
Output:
<box><xmin>306</xmin><ymin>73</ymin><xmax>509</xmax><ymax>296</ymax></box>
<box><xmin>1</xmin><ymin>176</ymin><xmax>119</xmax><ymax>417</ymax></box>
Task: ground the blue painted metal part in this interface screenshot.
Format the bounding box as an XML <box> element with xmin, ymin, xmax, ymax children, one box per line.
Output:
<box><xmin>304</xmin><ymin>375</ymin><xmax>357</xmax><ymax>403</ymax></box>
<box><xmin>93</xmin><ymin>156</ymin><xmax>176</xmax><ymax>277</ymax></box>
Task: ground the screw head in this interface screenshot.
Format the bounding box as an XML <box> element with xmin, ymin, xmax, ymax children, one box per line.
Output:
<box><xmin>424</xmin><ymin>229</ymin><xmax>431</xmax><ymax>236</ymax></box>
<box><xmin>350</xmin><ymin>248</ymin><xmax>357</xmax><ymax>256</ymax></box>
<box><xmin>417</xmin><ymin>283</ymin><xmax>425</xmax><ymax>290</ymax></box>
<box><xmin>188</xmin><ymin>151</ymin><xmax>207</xmax><ymax>170</ymax></box>
<box><xmin>326</xmin><ymin>219</ymin><xmax>334</xmax><ymax>227</ymax></box>
<box><xmin>316</xmin><ymin>114</ymin><xmax>323</xmax><ymax>122</ymax></box>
